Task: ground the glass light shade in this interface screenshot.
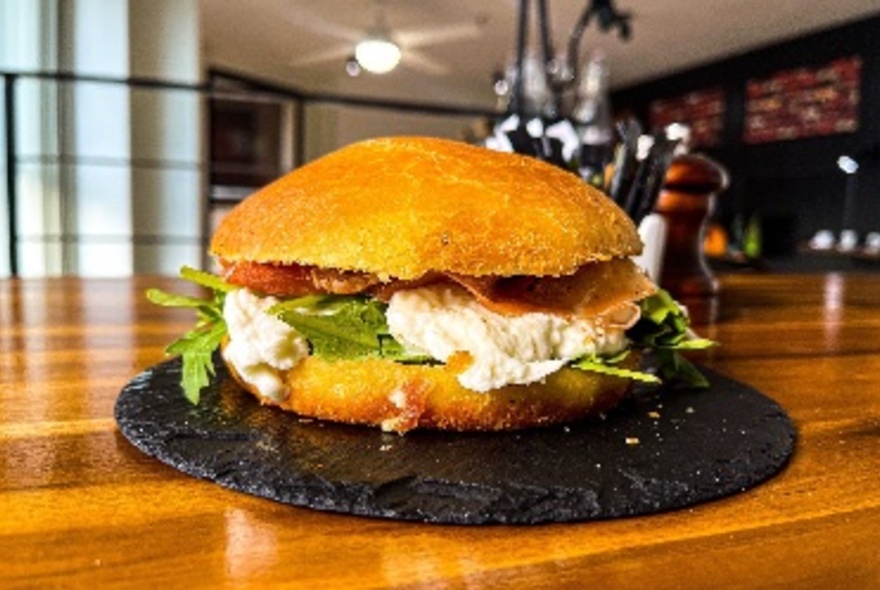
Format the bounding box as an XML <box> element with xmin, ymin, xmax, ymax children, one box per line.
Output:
<box><xmin>837</xmin><ymin>155</ymin><xmax>859</xmax><ymax>174</ymax></box>
<box><xmin>354</xmin><ymin>38</ymin><xmax>401</xmax><ymax>74</ymax></box>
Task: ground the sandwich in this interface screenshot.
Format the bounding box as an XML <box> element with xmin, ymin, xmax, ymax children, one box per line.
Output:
<box><xmin>149</xmin><ymin>136</ymin><xmax>711</xmax><ymax>433</ymax></box>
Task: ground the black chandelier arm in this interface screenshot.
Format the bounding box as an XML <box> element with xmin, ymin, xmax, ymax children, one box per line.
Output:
<box><xmin>536</xmin><ymin>0</ymin><xmax>559</xmax><ymax>114</ymax></box>
<box><xmin>564</xmin><ymin>0</ymin><xmax>630</xmax><ymax>90</ymax></box>
<box><xmin>511</xmin><ymin>0</ymin><xmax>531</xmax><ymax>115</ymax></box>
<box><xmin>564</xmin><ymin>6</ymin><xmax>593</xmax><ymax>91</ymax></box>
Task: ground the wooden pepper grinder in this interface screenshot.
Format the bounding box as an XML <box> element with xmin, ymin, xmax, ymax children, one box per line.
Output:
<box><xmin>654</xmin><ymin>153</ymin><xmax>729</xmax><ymax>303</ymax></box>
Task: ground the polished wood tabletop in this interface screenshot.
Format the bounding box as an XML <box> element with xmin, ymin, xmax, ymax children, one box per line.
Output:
<box><xmin>1</xmin><ymin>272</ymin><xmax>879</xmax><ymax>589</ymax></box>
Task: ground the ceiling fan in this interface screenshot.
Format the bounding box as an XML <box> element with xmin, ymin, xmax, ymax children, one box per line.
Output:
<box><xmin>288</xmin><ymin>3</ymin><xmax>486</xmax><ymax>76</ymax></box>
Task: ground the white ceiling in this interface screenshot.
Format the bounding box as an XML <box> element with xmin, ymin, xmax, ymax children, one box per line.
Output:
<box><xmin>201</xmin><ymin>0</ymin><xmax>880</xmax><ymax>109</ymax></box>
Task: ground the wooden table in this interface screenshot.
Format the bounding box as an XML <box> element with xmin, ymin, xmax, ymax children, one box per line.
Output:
<box><xmin>2</xmin><ymin>273</ymin><xmax>879</xmax><ymax>588</ymax></box>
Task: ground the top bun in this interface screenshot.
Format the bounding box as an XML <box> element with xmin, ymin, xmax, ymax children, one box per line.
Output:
<box><xmin>210</xmin><ymin>136</ymin><xmax>642</xmax><ymax>280</ymax></box>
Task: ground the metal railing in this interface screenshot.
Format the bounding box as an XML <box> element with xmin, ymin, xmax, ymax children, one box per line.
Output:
<box><xmin>0</xmin><ymin>67</ymin><xmax>499</xmax><ymax>277</ymax></box>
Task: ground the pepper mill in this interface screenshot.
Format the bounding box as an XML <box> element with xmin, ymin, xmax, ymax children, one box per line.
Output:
<box><xmin>654</xmin><ymin>154</ymin><xmax>729</xmax><ymax>312</ymax></box>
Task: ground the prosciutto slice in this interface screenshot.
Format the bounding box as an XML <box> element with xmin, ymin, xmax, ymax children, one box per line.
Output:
<box><xmin>222</xmin><ymin>260</ymin><xmax>382</xmax><ymax>296</ymax></box>
<box><xmin>220</xmin><ymin>258</ymin><xmax>656</xmax><ymax>319</ymax></box>
<box><xmin>449</xmin><ymin>258</ymin><xmax>656</xmax><ymax>318</ymax></box>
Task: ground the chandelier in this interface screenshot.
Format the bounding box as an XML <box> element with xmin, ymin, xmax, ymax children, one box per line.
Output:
<box><xmin>504</xmin><ymin>0</ymin><xmax>631</xmax><ymax>119</ymax></box>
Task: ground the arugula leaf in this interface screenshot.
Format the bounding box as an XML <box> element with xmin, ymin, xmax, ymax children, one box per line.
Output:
<box><xmin>147</xmin><ymin>267</ymin><xmax>232</xmax><ymax>403</ymax></box>
<box><xmin>624</xmin><ymin>289</ymin><xmax>716</xmax><ymax>388</ymax></box>
<box><xmin>571</xmin><ymin>354</ymin><xmax>661</xmax><ymax>384</ymax></box>
<box><xmin>180</xmin><ymin>265</ymin><xmax>236</xmax><ymax>293</ymax></box>
<box><xmin>270</xmin><ymin>295</ymin><xmax>384</xmax><ymax>360</ymax></box>
<box><xmin>146</xmin><ymin>289</ymin><xmax>211</xmax><ymax>309</ymax></box>
<box><xmin>673</xmin><ymin>337</ymin><xmax>716</xmax><ymax>350</ymax></box>
<box><xmin>378</xmin><ymin>334</ymin><xmax>434</xmax><ymax>363</ymax></box>
<box><xmin>269</xmin><ymin>295</ymin><xmax>420</xmax><ymax>362</ymax></box>
<box><xmin>652</xmin><ymin>348</ymin><xmax>711</xmax><ymax>389</ymax></box>
<box><xmin>165</xmin><ymin>321</ymin><xmax>227</xmax><ymax>403</ymax></box>
<box><xmin>628</xmin><ymin>289</ymin><xmax>687</xmax><ymax>347</ymax></box>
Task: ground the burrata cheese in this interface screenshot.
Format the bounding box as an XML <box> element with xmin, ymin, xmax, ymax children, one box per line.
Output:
<box><xmin>222</xmin><ymin>288</ymin><xmax>309</xmax><ymax>401</ymax></box>
<box><xmin>386</xmin><ymin>284</ymin><xmax>629</xmax><ymax>392</ymax></box>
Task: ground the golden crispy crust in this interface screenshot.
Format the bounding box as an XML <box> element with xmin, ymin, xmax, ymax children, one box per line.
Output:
<box><xmin>210</xmin><ymin>137</ymin><xmax>642</xmax><ymax>280</ymax></box>
<box><xmin>223</xmin><ymin>352</ymin><xmax>638</xmax><ymax>433</ymax></box>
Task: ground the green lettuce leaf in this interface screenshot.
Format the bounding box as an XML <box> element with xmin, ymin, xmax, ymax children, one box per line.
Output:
<box><xmin>652</xmin><ymin>348</ymin><xmax>711</xmax><ymax>389</ymax></box>
<box><xmin>570</xmin><ymin>353</ymin><xmax>661</xmax><ymax>384</ymax></box>
<box><xmin>623</xmin><ymin>289</ymin><xmax>717</xmax><ymax>388</ymax></box>
<box><xmin>179</xmin><ymin>265</ymin><xmax>236</xmax><ymax>293</ymax></box>
<box><xmin>146</xmin><ymin>266</ymin><xmax>232</xmax><ymax>403</ymax></box>
<box><xmin>163</xmin><ymin>320</ymin><xmax>227</xmax><ymax>403</ymax></box>
<box><xmin>269</xmin><ymin>295</ymin><xmax>424</xmax><ymax>362</ymax></box>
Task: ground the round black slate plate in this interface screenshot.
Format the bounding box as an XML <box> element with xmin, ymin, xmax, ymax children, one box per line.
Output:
<box><xmin>115</xmin><ymin>356</ymin><xmax>796</xmax><ymax>524</ymax></box>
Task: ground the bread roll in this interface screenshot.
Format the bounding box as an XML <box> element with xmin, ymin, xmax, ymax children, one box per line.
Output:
<box><xmin>210</xmin><ymin>136</ymin><xmax>642</xmax><ymax>280</ymax></box>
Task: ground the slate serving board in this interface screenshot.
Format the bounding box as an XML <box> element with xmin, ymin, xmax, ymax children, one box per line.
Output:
<box><xmin>115</xmin><ymin>356</ymin><xmax>796</xmax><ymax>525</ymax></box>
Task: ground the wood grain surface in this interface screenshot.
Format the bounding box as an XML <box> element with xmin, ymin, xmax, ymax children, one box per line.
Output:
<box><xmin>1</xmin><ymin>273</ymin><xmax>879</xmax><ymax>589</ymax></box>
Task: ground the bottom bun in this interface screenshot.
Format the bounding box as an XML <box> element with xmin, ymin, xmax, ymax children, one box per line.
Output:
<box><xmin>223</xmin><ymin>351</ymin><xmax>639</xmax><ymax>433</ymax></box>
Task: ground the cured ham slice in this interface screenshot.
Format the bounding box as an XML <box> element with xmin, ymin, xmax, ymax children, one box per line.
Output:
<box><xmin>222</xmin><ymin>260</ymin><xmax>381</xmax><ymax>296</ymax></box>
<box><xmin>449</xmin><ymin>258</ymin><xmax>656</xmax><ymax>318</ymax></box>
<box><xmin>220</xmin><ymin>258</ymin><xmax>655</xmax><ymax>319</ymax></box>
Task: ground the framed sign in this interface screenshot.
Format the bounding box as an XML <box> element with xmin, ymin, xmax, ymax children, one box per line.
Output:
<box><xmin>743</xmin><ymin>56</ymin><xmax>861</xmax><ymax>144</ymax></box>
<box><xmin>648</xmin><ymin>87</ymin><xmax>725</xmax><ymax>148</ymax></box>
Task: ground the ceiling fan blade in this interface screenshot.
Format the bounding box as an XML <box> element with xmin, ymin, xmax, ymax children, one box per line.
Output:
<box><xmin>290</xmin><ymin>44</ymin><xmax>353</xmax><ymax>68</ymax></box>
<box><xmin>395</xmin><ymin>21</ymin><xmax>483</xmax><ymax>49</ymax></box>
<box><xmin>282</xmin><ymin>5</ymin><xmax>363</xmax><ymax>42</ymax></box>
<box><xmin>402</xmin><ymin>49</ymin><xmax>451</xmax><ymax>76</ymax></box>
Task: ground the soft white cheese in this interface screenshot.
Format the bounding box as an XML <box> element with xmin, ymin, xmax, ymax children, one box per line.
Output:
<box><xmin>386</xmin><ymin>284</ymin><xmax>629</xmax><ymax>392</ymax></box>
<box><xmin>222</xmin><ymin>289</ymin><xmax>309</xmax><ymax>402</ymax></box>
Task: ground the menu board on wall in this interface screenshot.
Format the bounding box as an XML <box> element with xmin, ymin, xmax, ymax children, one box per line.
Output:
<box><xmin>743</xmin><ymin>56</ymin><xmax>861</xmax><ymax>144</ymax></box>
<box><xmin>648</xmin><ymin>87</ymin><xmax>725</xmax><ymax>148</ymax></box>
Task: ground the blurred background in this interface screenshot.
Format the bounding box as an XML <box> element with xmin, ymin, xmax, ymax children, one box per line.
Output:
<box><xmin>2</xmin><ymin>0</ymin><xmax>880</xmax><ymax>278</ymax></box>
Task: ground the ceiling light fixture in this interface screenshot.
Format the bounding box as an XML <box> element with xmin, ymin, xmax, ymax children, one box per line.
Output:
<box><xmin>354</xmin><ymin>36</ymin><xmax>401</xmax><ymax>74</ymax></box>
<box><xmin>345</xmin><ymin>55</ymin><xmax>362</xmax><ymax>76</ymax></box>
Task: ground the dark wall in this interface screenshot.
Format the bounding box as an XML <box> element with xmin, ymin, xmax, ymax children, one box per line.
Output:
<box><xmin>612</xmin><ymin>15</ymin><xmax>880</xmax><ymax>254</ymax></box>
